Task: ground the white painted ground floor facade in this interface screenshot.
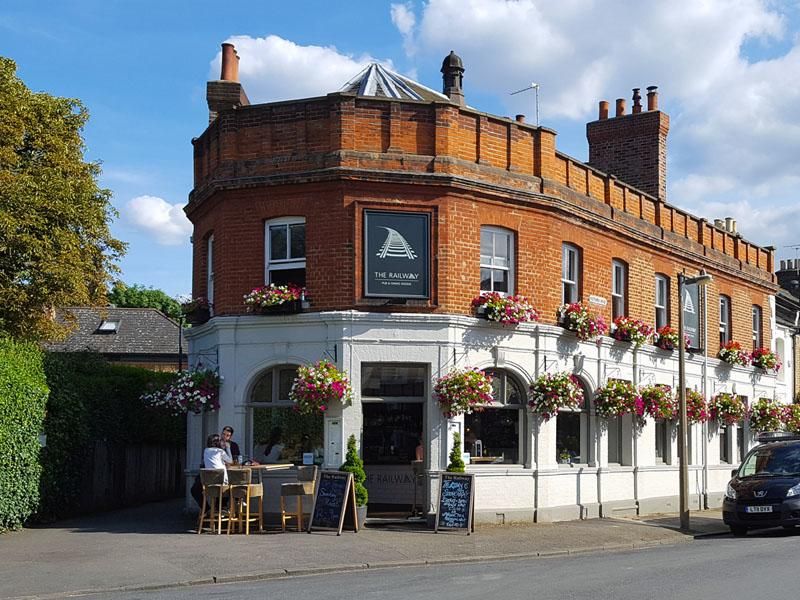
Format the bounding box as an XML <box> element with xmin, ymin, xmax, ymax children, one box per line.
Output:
<box><xmin>184</xmin><ymin>311</ymin><xmax>781</xmax><ymax>523</ymax></box>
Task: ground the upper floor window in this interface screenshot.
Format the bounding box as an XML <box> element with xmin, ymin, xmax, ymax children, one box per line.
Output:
<box><xmin>719</xmin><ymin>295</ymin><xmax>732</xmax><ymax>347</ymax></box>
<box><xmin>266</xmin><ymin>217</ymin><xmax>306</xmax><ymax>287</ymax></box>
<box><xmin>562</xmin><ymin>243</ymin><xmax>581</xmax><ymax>304</ymax></box>
<box><xmin>480</xmin><ymin>227</ymin><xmax>513</xmax><ymax>294</ymax></box>
<box><xmin>655</xmin><ymin>274</ymin><xmax>670</xmax><ymax>329</ymax></box>
<box><xmin>611</xmin><ymin>260</ymin><xmax>627</xmax><ymax>320</ymax></box>
<box><xmin>206</xmin><ymin>235</ymin><xmax>215</xmax><ymax>309</ymax></box>
<box><xmin>752</xmin><ymin>305</ymin><xmax>762</xmax><ymax>349</ymax></box>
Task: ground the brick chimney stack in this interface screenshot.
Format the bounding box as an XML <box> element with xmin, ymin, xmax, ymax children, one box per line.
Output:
<box><xmin>206</xmin><ymin>43</ymin><xmax>250</xmax><ymax>124</ymax></box>
<box><xmin>586</xmin><ymin>85</ymin><xmax>669</xmax><ymax>201</ymax></box>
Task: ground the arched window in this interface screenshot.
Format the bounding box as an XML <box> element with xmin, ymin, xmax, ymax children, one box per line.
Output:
<box><xmin>463</xmin><ymin>369</ymin><xmax>525</xmax><ymax>465</ymax></box>
<box><xmin>556</xmin><ymin>377</ymin><xmax>590</xmax><ymax>464</ymax></box>
<box><xmin>246</xmin><ymin>364</ymin><xmax>323</xmax><ymax>465</ymax></box>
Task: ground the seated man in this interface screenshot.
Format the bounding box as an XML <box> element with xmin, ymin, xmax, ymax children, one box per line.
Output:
<box><xmin>221</xmin><ymin>425</ymin><xmax>241</xmax><ymax>463</ymax></box>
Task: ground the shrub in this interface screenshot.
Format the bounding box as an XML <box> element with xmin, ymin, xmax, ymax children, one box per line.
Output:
<box><xmin>749</xmin><ymin>398</ymin><xmax>783</xmax><ymax>433</ymax></box>
<box><xmin>0</xmin><ymin>339</ymin><xmax>48</xmax><ymax>531</ymax></box>
<box><xmin>594</xmin><ymin>380</ymin><xmax>643</xmax><ymax>419</ymax></box>
<box><xmin>447</xmin><ymin>432</ymin><xmax>466</xmax><ymax>473</ymax></box>
<box><xmin>640</xmin><ymin>384</ymin><xmax>676</xmax><ymax>420</ymax></box>
<box><xmin>434</xmin><ymin>367</ymin><xmax>493</xmax><ymax>418</ymax></box>
<box><xmin>340</xmin><ymin>435</ymin><xmax>368</xmax><ymax>507</ymax></box>
<box><xmin>528</xmin><ymin>372</ymin><xmax>584</xmax><ymax>421</ymax></box>
<box><xmin>709</xmin><ymin>392</ymin><xmax>747</xmax><ymax>426</ymax></box>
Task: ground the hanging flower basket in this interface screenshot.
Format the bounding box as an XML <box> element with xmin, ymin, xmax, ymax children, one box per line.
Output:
<box><xmin>181</xmin><ymin>297</ymin><xmax>211</xmax><ymax>325</ymax></box>
<box><xmin>783</xmin><ymin>404</ymin><xmax>800</xmax><ymax>433</ymax></box>
<box><xmin>289</xmin><ymin>360</ymin><xmax>352</xmax><ymax>415</ymax></box>
<box><xmin>434</xmin><ymin>367</ymin><xmax>494</xmax><ymax>418</ymax></box>
<box><xmin>612</xmin><ymin>317</ymin><xmax>654</xmax><ymax>348</ymax></box>
<box><xmin>141</xmin><ymin>368</ymin><xmax>221</xmax><ymax>416</ymax></box>
<box><xmin>594</xmin><ymin>380</ymin><xmax>644</xmax><ymax>419</ymax></box>
<box><xmin>244</xmin><ymin>283</ymin><xmax>305</xmax><ymax>314</ymax></box>
<box><xmin>471</xmin><ymin>292</ymin><xmax>539</xmax><ymax>325</ymax></box>
<box><xmin>750</xmin><ymin>347</ymin><xmax>781</xmax><ymax>373</ymax></box>
<box><xmin>557</xmin><ymin>303</ymin><xmax>608</xmax><ymax>341</ymax></box>
<box><xmin>709</xmin><ymin>392</ymin><xmax>747</xmax><ymax>426</ymax></box>
<box><xmin>527</xmin><ymin>372</ymin><xmax>584</xmax><ymax>421</ymax></box>
<box><xmin>685</xmin><ymin>389</ymin><xmax>709</xmax><ymax>423</ymax></box>
<box><xmin>749</xmin><ymin>397</ymin><xmax>783</xmax><ymax>433</ymax></box>
<box><xmin>718</xmin><ymin>341</ymin><xmax>749</xmax><ymax>366</ymax></box>
<box><xmin>640</xmin><ymin>384</ymin><xmax>676</xmax><ymax>420</ymax></box>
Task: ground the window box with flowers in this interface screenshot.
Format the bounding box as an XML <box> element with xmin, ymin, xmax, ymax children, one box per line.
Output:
<box><xmin>718</xmin><ymin>341</ymin><xmax>749</xmax><ymax>366</ymax></box>
<box><xmin>709</xmin><ymin>392</ymin><xmax>747</xmax><ymax>426</ymax></box>
<box><xmin>594</xmin><ymin>379</ymin><xmax>644</xmax><ymax>419</ymax></box>
<box><xmin>640</xmin><ymin>384</ymin><xmax>676</xmax><ymax>421</ymax></box>
<box><xmin>749</xmin><ymin>397</ymin><xmax>783</xmax><ymax>433</ymax></box>
<box><xmin>612</xmin><ymin>317</ymin><xmax>654</xmax><ymax>348</ymax></box>
<box><xmin>434</xmin><ymin>367</ymin><xmax>494</xmax><ymax>418</ymax></box>
<box><xmin>783</xmin><ymin>404</ymin><xmax>800</xmax><ymax>433</ymax></box>
<box><xmin>750</xmin><ymin>347</ymin><xmax>781</xmax><ymax>373</ymax></box>
<box><xmin>471</xmin><ymin>292</ymin><xmax>539</xmax><ymax>325</ymax></box>
<box><xmin>528</xmin><ymin>372</ymin><xmax>584</xmax><ymax>421</ymax></box>
<box><xmin>243</xmin><ymin>283</ymin><xmax>306</xmax><ymax>314</ymax></box>
<box><xmin>141</xmin><ymin>367</ymin><xmax>221</xmax><ymax>416</ymax></box>
<box><xmin>685</xmin><ymin>389</ymin><xmax>709</xmax><ymax>423</ymax></box>
<box><xmin>289</xmin><ymin>360</ymin><xmax>352</xmax><ymax>415</ymax></box>
<box><xmin>181</xmin><ymin>297</ymin><xmax>212</xmax><ymax>325</ymax></box>
<box><xmin>652</xmin><ymin>325</ymin><xmax>689</xmax><ymax>352</ymax></box>
<box><xmin>557</xmin><ymin>303</ymin><xmax>608</xmax><ymax>341</ymax></box>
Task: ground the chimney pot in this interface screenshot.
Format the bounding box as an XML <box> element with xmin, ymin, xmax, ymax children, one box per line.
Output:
<box><xmin>598</xmin><ymin>100</ymin><xmax>609</xmax><ymax>120</ymax></box>
<box><xmin>221</xmin><ymin>43</ymin><xmax>237</xmax><ymax>81</ymax></box>
<box><xmin>515</xmin><ymin>114</ymin><xmax>525</xmax><ymax>123</ymax></box>
<box><xmin>615</xmin><ymin>98</ymin><xmax>626</xmax><ymax>117</ymax></box>
<box><xmin>646</xmin><ymin>85</ymin><xmax>658</xmax><ymax>111</ymax></box>
<box><xmin>632</xmin><ymin>88</ymin><xmax>642</xmax><ymax>114</ymax></box>
<box><xmin>714</xmin><ymin>218</ymin><xmax>725</xmax><ymax>229</ymax></box>
<box><xmin>781</xmin><ymin>260</ymin><xmax>786</xmax><ymax>270</ymax></box>
<box><xmin>725</xmin><ymin>216</ymin><xmax>734</xmax><ymax>233</ymax></box>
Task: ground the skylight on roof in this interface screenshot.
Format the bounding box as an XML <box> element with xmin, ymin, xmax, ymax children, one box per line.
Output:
<box><xmin>96</xmin><ymin>320</ymin><xmax>120</xmax><ymax>333</ymax></box>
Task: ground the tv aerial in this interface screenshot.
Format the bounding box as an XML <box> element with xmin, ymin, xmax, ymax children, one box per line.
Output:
<box><xmin>510</xmin><ymin>83</ymin><xmax>540</xmax><ymax>126</ymax></box>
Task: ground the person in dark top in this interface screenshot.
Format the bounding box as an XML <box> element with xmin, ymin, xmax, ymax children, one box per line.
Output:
<box><xmin>221</xmin><ymin>425</ymin><xmax>241</xmax><ymax>462</ymax></box>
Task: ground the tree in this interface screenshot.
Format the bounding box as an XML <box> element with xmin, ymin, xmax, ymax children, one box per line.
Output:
<box><xmin>447</xmin><ymin>431</ymin><xmax>466</xmax><ymax>473</ymax></box>
<box><xmin>340</xmin><ymin>434</ymin><xmax>368</xmax><ymax>506</ymax></box>
<box><xmin>0</xmin><ymin>57</ymin><xmax>126</xmax><ymax>341</ymax></box>
<box><xmin>107</xmin><ymin>282</ymin><xmax>181</xmax><ymax>320</ymax></box>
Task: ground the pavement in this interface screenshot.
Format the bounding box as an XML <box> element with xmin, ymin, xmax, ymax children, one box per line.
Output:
<box><xmin>0</xmin><ymin>500</ymin><xmax>730</xmax><ymax>600</ymax></box>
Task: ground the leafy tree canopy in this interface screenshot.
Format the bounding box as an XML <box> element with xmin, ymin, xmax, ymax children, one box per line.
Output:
<box><xmin>0</xmin><ymin>57</ymin><xmax>126</xmax><ymax>341</ymax></box>
<box><xmin>108</xmin><ymin>281</ymin><xmax>181</xmax><ymax>320</ymax></box>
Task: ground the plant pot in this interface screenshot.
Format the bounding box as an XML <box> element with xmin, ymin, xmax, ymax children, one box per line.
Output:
<box><xmin>185</xmin><ymin>306</ymin><xmax>210</xmax><ymax>325</ymax></box>
<box><xmin>356</xmin><ymin>505</ymin><xmax>367</xmax><ymax>528</ymax></box>
<box><xmin>257</xmin><ymin>299</ymin><xmax>303</xmax><ymax>315</ymax></box>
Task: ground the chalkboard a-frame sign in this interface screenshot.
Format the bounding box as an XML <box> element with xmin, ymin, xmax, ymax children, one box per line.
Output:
<box><xmin>307</xmin><ymin>471</ymin><xmax>359</xmax><ymax>535</ymax></box>
<box><xmin>435</xmin><ymin>473</ymin><xmax>475</xmax><ymax>534</ymax></box>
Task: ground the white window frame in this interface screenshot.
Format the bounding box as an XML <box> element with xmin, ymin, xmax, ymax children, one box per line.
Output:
<box><xmin>265</xmin><ymin>217</ymin><xmax>306</xmax><ymax>285</ymax></box>
<box><xmin>562</xmin><ymin>243</ymin><xmax>580</xmax><ymax>304</ymax></box>
<box><xmin>719</xmin><ymin>295</ymin><xmax>731</xmax><ymax>346</ymax></box>
<box><xmin>206</xmin><ymin>235</ymin><xmax>215</xmax><ymax>311</ymax></box>
<box><xmin>611</xmin><ymin>259</ymin><xmax>627</xmax><ymax>320</ymax></box>
<box><xmin>480</xmin><ymin>226</ymin><xmax>514</xmax><ymax>294</ymax></box>
<box><xmin>752</xmin><ymin>305</ymin><xmax>762</xmax><ymax>349</ymax></box>
<box><xmin>655</xmin><ymin>274</ymin><xmax>669</xmax><ymax>330</ymax></box>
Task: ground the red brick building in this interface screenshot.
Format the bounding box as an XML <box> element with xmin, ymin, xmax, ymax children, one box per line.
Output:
<box><xmin>184</xmin><ymin>44</ymin><xmax>780</xmax><ymax>523</ymax></box>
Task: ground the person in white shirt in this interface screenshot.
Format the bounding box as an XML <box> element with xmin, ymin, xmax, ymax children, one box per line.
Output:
<box><xmin>203</xmin><ymin>433</ymin><xmax>232</xmax><ymax>484</ymax></box>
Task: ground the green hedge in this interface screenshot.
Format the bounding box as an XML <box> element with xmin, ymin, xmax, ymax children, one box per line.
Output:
<box><xmin>38</xmin><ymin>353</ymin><xmax>182</xmax><ymax>520</ymax></box>
<box><xmin>0</xmin><ymin>339</ymin><xmax>48</xmax><ymax>531</ymax></box>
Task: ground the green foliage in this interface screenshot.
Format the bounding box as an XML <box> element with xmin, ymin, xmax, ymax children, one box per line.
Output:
<box><xmin>38</xmin><ymin>352</ymin><xmax>181</xmax><ymax>520</ymax></box>
<box><xmin>0</xmin><ymin>338</ymin><xmax>48</xmax><ymax>531</ymax></box>
<box><xmin>0</xmin><ymin>57</ymin><xmax>126</xmax><ymax>341</ymax></box>
<box><xmin>340</xmin><ymin>434</ymin><xmax>368</xmax><ymax>506</ymax></box>
<box><xmin>107</xmin><ymin>282</ymin><xmax>182</xmax><ymax>321</ymax></box>
<box><xmin>447</xmin><ymin>432</ymin><xmax>466</xmax><ymax>473</ymax></box>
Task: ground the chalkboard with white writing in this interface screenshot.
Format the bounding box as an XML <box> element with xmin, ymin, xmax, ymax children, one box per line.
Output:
<box><xmin>435</xmin><ymin>473</ymin><xmax>474</xmax><ymax>534</ymax></box>
<box><xmin>308</xmin><ymin>471</ymin><xmax>358</xmax><ymax>535</ymax></box>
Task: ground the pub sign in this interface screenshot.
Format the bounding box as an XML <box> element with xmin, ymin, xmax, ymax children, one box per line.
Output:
<box><xmin>364</xmin><ymin>210</ymin><xmax>430</xmax><ymax>298</ymax></box>
<box><xmin>683</xmin><ymin>282</ymin><xmax>701</xmax><ymax>351</ymax></box>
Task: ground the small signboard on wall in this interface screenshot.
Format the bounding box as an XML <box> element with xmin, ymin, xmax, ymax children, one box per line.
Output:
<box><xmin>364</xmin><ymin>210</ymin><xmax>430</xmax><ymax>299</ymax></box>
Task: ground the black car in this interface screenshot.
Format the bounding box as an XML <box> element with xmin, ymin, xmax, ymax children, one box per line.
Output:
<box><xmin>723</xmin><ymin>432</ymin><xmax>800</xmax><ymax>536</ymax></box>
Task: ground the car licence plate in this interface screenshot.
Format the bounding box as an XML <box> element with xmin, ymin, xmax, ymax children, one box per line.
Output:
<box><xmin>745</xmin><ymin>505</ymin><xmax>773</xmax><ymax>513</ymax></box>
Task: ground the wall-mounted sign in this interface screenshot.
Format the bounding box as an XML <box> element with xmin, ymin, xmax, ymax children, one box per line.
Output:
<box><xmin>364</xmin><ymin>210</ymin><xmax>430</xmax><ymax>298</ymax></box>
<box><xmin>683</xmin><ymin>282</ymin><xmax>701</xmax><ymax>351</ymax></box>
<box><xmin>588</xmin><ymin>295</ymin><xmax>608</xmax><ymax>307</ymax></box>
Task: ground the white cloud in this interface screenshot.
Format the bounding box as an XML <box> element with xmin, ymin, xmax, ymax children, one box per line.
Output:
<box><xmin>124</xmin><ymin>195</ymin><xmax>192</xmax><ymax>246</ymax></box>
<box><xmin>391</xmin><ymin>2</ymin><xmax>417</xmax><ymax>55</ymax></box>
<box><xmin>210</xmin><ymin>35</ymin><xmax>387</xmax><ymax>103</ymax></box>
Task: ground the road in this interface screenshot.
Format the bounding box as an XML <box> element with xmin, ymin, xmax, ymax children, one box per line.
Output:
<box><xmin>96</xmin><ymin>528</ymin><xmax>799</xmax><ymax>600</ymax></box>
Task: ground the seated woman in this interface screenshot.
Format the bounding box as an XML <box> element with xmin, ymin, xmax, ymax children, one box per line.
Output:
<box><xmin>253</xmin><ymin>427</ymin><xmax>285</xmax><ymax>464</ymax></box>
<box><xmin>203</xmin><ymin>433</ymin><xmax>232</xmax><ymax>484</ymax></box>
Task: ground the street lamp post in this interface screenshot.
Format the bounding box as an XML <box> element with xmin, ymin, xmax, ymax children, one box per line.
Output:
<box><xmin>677</xmin><ymin>270</ymin><xmax>713</xmax><ymax>531</ymax></box>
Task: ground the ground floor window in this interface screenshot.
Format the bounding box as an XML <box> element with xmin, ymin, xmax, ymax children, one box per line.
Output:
<box><xmin>655</xmin><ymin>420</ymin><xmax>670</xmax><ymax>464</ymax></box>
<box><xmin>362</xmin><ymin>402</ymin><xmax>423</xmax><ymax>465</ymax></box>
<box><xmin>464</xmin><ymin>408</ymin><xmax>521</xmax><ymax>464</ymax></box>
<box><xmin>719</xmin><ymin>424</ymin><xmax>731</xmax><ymax>464</ymax></box>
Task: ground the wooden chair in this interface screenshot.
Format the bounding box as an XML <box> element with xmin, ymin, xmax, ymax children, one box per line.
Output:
<box><xmin>280</xmin><ymin>466</ymin><xmax>318</xmax><ymax>532</ymax></box>
<box><xmin>196</xmin><ymin>469</ymin><xmax>228</xmax><ymax>534</ymax></box>
<box><xmin>227</xmin><ymin>469</ymin><xmax>264</xmax><ymax>535</ymax></box>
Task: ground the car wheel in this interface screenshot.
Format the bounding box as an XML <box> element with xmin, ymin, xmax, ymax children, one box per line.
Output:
<box><xmin>730</xmin><ymin>525</ymin><xmax>748</xmax><ymax>537</ymax></box>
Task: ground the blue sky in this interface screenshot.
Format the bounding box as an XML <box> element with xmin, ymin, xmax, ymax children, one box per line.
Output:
<box><xmin>2</xmin><ymin>1</ymin><xmax>800</xmax><ymax>298</ymax></box>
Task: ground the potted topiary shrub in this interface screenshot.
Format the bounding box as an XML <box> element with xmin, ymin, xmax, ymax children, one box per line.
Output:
<box><xmin>447</xmin><ymin>431</ymin><xmax>466</xmax><ymax>473</ymax></box>
<box><xmin>340</xmin><ymin>434</ymin><xmax>368</xmax><ymax>527</ymax></box>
